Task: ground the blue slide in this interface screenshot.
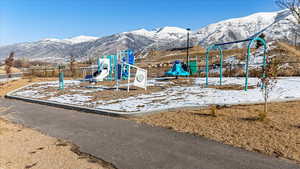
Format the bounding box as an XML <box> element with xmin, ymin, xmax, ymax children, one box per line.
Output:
<box><xmin>165</xmin><ymin>60</ymin><xmax>190</xmax><ymax>76</ymax></box>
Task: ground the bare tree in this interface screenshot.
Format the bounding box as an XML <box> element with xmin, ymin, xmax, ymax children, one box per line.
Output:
<box><xmin>276</xmin><ymin>0</ymin><xmax>300</xmax><ymax>46</ymax></box>
<box><xmin>69</xmin><ymin>54</ymin><xmax>76</xmax><ymax>77</ymax></box>
<box><xmin>5</xmin><ymin>52</ymin><xmax>15</xmax><ymax>78</ymax></box>
<box><xmin>257</xmin><ymin>58</ymin><xmax>280</xmax><ymax>121</ymax></box>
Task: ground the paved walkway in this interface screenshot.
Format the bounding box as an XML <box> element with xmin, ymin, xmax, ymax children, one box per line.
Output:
<box><xmin>0</xmin><ymin>98</ymin><xmax>299</xmax><ymax>169</ymax></box>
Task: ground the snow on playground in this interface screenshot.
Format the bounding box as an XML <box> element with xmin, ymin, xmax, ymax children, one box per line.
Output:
<box><xmin>11</xmin><ymin>77</ymin><xmax>300</xmax><ymax>114</ymax></box>
<box><xmin>0</xmin><ymin>77</ymin><xmax>20</xmax><ymax>83</ymax></box>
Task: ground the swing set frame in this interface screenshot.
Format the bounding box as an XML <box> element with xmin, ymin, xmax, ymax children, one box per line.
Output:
<box><xmin>205</xmin><ymin>36</ymin><xmax>268</xmax><ymax>91</ymax></box>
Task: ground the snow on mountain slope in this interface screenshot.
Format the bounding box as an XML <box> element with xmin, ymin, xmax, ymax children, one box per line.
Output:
<box><xmin>40</xmin><ymin>35</ymin><xmax>99</xmax><ymax>44</ymax></box>
<box><xmin>130</xmin><ymin>26</ymin><xmax>187</xmax><ymax>40</ymax></box>
<box><xmin>64</xmin><ymin>36</ymin><xmax>99</xmax><ymax>44</ymax></box>
<box><xmin>130</xmin><ymin>29</ymin><xmax>156</xmax><ymax>38</ymax></box>
<box><xmin>159</xmin><ymin>10</ymin><xmax>296</xmax><ymax>51</ymax></box>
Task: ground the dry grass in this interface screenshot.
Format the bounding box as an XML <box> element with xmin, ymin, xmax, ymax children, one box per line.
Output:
<box><xmin>132</xmin><ymin>101</ymin><xmax>300</xmax><ymax>163</ymax></box>
<box><xmin>277</xmin><ymin>42</ymin><xmax>300</xmax><ymax>58</ymax></box>
<box><xmin>0</xmin><ymin>66</ymin><xmax>21</xmax><ymax>74</ymax></box>
<box><xmin>207</xmin><ymin>84</ymin><xmax>255</xmax><ymax>90</ymax></box>
<box><xmin>0</xmin><ymin>117</ymin><xmax>114</xmax><ymax>169</ymax></box>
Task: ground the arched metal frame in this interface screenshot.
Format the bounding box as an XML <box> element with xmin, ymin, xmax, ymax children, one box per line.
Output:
<box><xmin>205</xmin><ymin>45</ymin><xmax>223</xmax><ymax>86</ymax></box>
<box><xmin>245</xmin><ymin>37</ymin><xmax>267</xmax><ymax>91</ymax></box>
<box><xmin>205</xmin><ymin>37</ymin><xmax>267</xmax><ymax>91</ymax></box>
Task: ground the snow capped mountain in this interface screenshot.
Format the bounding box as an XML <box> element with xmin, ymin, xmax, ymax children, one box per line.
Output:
<box><xmin>160</xmin><ymin>10</ymin><xmax>296</xmax><ymax>50</ymax></box>
<box><xmin>155</xmin><ymin>26</ymin><xmax>188</xmax><ymax>38</ymax></box>
<box><xmin>129</xmin><ymin>26</ymin><xmax>187</xmax><ymax>40</ymax></box>
<box><xmin>40</xmin><ymin>35</ymin><xmax>99</xmax><ymax>44</ymax></box>
<box><xmin>64</xmin><ymin>35</ymin><xmax>99</xmax><ymax>44</ymax></box>
<box><xmin>0</xmin><ymin>10</ymin><xmax>297</xmax><ymax>61</ymax></box>
<box><xmin>129</xmin><ymin>29</ymin><xmax>156</xmax><ymax>38</ymax></box>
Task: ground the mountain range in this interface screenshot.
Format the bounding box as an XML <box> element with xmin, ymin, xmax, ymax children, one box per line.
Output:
<box><xmin>0</xmin><ymin>10</ymin><xmax>297</xmax><ymax>62</ymax></box>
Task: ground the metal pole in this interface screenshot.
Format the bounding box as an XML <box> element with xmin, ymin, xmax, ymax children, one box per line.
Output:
<box><xmin>245</xmin><ymin>37</ymin><xmax>267</xmax><ymax>91</ymax></box>
<box><xmin>245</xmin><ymin>43</ymin><xmax>251</xmax><ymax>91</ymax></box>
<box><xmin>205</xmin><ymin>47</ymin><xmax>210</xmax><ymax>86</ymax></box>
<box><xmin>116</xmin><ymin>51</ymin><xmax>119</xmax><ymax>91</ymax></box>
<box><xmin>186</xmin><ymin>28</ymin><xmax>191</xmax><ymax>73</ymax></box>
<box><xmin>218</xmin><ymin>46</ymin><xmax>223</xmax><ymax>86</ymax></box>
<box><xmin>127</xmin><ymin>65</ymin><xmax>131</xmax><ymax>92</ymax></box>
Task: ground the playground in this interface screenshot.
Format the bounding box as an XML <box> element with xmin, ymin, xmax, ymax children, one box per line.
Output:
<box><xmin>9</xmin><ymin>77</ymin><xmax>300</xmax><ymax>114</ymax></box>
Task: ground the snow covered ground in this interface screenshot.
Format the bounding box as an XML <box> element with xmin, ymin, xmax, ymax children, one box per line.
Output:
<box><xmin>11</xmin><ymin>77</ymin><xmax>300</xmax><ymax>114</ymax></box>
<box><xmin>0</xmin><ymin>77</ymin><xmax>21</xmax><ymax>83</ymax></box>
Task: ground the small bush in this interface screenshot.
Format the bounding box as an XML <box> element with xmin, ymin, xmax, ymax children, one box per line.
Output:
<box><xmin>210</xmin><ymin>105</ymin><xmax>217</xmax><ymax>117</ymax></box>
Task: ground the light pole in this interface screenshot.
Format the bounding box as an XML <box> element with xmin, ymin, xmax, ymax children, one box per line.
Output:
<box><xmin>186</xmin><ymin>28</ymin><xmax>191</xmax><ymax>73</ymax></box>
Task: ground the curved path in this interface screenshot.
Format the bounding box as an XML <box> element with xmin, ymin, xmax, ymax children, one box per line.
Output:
<box><xmin>0</xmin><ymin>98</ymin><xmax>299</xmax><ymax>169</ymax></box>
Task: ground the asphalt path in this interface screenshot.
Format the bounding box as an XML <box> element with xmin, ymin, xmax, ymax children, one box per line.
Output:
<box><xmin>0</xmin><ymin>98</ymin><xmax>299</xmax><ymax>169</ymax></box>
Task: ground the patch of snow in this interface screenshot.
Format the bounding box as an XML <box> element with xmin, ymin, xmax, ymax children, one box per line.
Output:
<box><xmin>0</xmin><ymin>77</ymin><xmax>20</xmax><ymax>83</ymax></box>
<box><xmin>95</xmin><ymin>77</ymin><xmax>300</xmax><ymax>113</ymax></box>
<box><xmin>130</xmin><ymin>26</ymin><xmax>188</xmax><ymax>40</ymax></box>
<box><xmin>14</xmin><ymin>90</ymin><xmax>46</xmax><ymax>99</ymax></box>
<box><xmin>224</xmin><ymin>56</ymin><xmax>239</xmax><ymax>65</ymax></box>
<box><xmin>64</xmin><ymin>36</ymin><xmax>99</xmax><ymax>44</ymax></box>
<box><xmin>41</xmin><ymin>36</ymin><xmax>98</xmax><ymax>44</ymax></box>
<box><xmin>48</xmin><ymin>94</ymin><xmax>92</xmax><ymax>105</ymax></box>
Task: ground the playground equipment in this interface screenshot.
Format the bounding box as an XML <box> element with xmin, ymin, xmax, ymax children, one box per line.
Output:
<box><xmin>125</xmin><ymin>63</ymin><xmax>147</xmax><ymax>92</ymax></box>
<box><xmin>205</xmin><ymin>36</ymin><xmax>267</xmax><ymax>91</ymax></box>
<box><xmin>93</xmin><ymin>58</ymin><xmax>110</xmax><ymax>82</ymax></box>
<box><xmin>81</xmin><ymin>49</ymin><xmax>147</xmax><ymax>91</ymax></box>
<box><xmin>84</xmin><ymin>50</ymin><xmax>135</xmax><ymax>82</ymax></box>
<box><xmin>117</xmin><ymin>50</ymin><xmax>135</xmax><ymax>80</ymax></box>
<box><xmin>165</xmin><ymin>60</ymin><xmax>190</xmax><ymax>77</ymax></box>
<box><xmin>188</xmin><ymin>60</ymin><xmax>198</xmax><ymax>75</ymax></box>
<box><xmin>58</xmin><ymin>65</ymin><xmax>65</xmax><ymax>90</ymax></box>
<box><xmin>204</xmin><ymin>10</ymin><xmax>292</xmax><ymax>91</ymax></box>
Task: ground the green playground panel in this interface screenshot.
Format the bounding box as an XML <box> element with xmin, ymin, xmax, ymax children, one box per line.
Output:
<box><xmin>189</xmin><ymin>60</ymin><xmax>198</xmax><ymax>75</ymax></box>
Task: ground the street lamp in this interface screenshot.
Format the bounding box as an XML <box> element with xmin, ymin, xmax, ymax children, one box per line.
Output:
<box><xmin>186</xmin><ymin>28</ymin><xmax>191</xmax><ymax>73</ymax></box>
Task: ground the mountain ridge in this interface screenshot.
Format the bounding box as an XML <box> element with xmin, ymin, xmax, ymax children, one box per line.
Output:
<box><xmin>0</xmin><ymin>10</ymin><xmax>297</xmax><ymax>62</ymax></box>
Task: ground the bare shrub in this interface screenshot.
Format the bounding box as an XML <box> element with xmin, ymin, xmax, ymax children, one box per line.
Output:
<box><xmin>257</xmin><ymin>58</ymin><xmax>280</xmax><ymax>121</ymax></box>
<box><xmin>5</xmin><ymin>52</ymin><xmax>15</xmax><ymax>78</ymax></box>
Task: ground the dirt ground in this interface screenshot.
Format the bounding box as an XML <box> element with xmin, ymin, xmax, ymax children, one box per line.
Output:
<box><xmin>0</xmin><ymin>116</ymin><xmax>114</xmax><ymax>169</ymax></box>
<box><xmin>0</xmin><ymin>66</ymin><xmax>21</xmax><ymax>74</ymax></box>
<box><xmin>0</xmin><ymin>78</ymin><xmax>114</xmax><ymax>169</ymax></box>
<box><xmin>132</xmin><ymin>101</ymin><xmax>300</xmax><ymax>163</ymax></box>
<box><xmin>78</xmin><ymin>80</ymin><xmax>167</xmax><ymax>101</ymax></box>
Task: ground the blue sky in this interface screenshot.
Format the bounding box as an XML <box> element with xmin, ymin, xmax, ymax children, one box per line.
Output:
<box><xmin>0</xmin><ymin>0</ymin><xmax>279</xmax><ymax>46</ymax></box>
